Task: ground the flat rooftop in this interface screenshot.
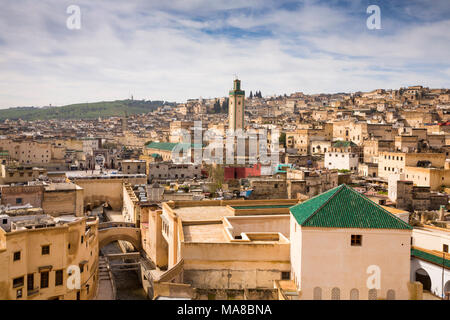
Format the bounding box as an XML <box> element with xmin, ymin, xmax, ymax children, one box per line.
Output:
<box><xmin>174</xmin><ymin>206</ymin><xmax>231</xmax><ymax>222</ymax></box>
<box><xmin>183</xmin><ymin>223</ymin><xmax>227</xmax><ymax>242</ymax></box>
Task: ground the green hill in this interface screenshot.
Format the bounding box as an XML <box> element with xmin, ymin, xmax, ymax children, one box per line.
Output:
<box><xmin>0</xmin><ymin>99</ymin><xmax>176</xmax><ymax>121</ymax></box>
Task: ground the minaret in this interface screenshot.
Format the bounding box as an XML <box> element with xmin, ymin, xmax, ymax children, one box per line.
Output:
<box><xmin>228</xmin><ymin>78</ymin><xmax>245</xmax><ymax>132</ymax></box>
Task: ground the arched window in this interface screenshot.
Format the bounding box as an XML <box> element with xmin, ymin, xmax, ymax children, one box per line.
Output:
<box><xmin>313</xmin><ymin>287</ymin><xmax>322</xmax><ymax>300</ymax></box>
<box><xmin>368</xmin><ymin>289</ymin><xmax>377</xmax><ymax>300</ymax></box>
<box><xmin>331</xmin><ymin>287</ymin><xmax>340</xmax><ymax>300</ymax></box>
<box><xmin>386</xmin><ymin>290</ymin><xmax>395</xmax><ymax>300</ymax></box>
<box><xmin>350</xmin><ymin>288</ymin><xmax>359</xmax><ymax>300</ymax></box>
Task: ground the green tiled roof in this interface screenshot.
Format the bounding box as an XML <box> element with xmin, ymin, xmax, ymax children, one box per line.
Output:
<box><xmin>411</xmin><ymin>248</ymin><xmax>450</xmax><ymax>268</ymax></box>
<box><xmin>146</xmin><ymin>142</ymin><xmax>178</xmax><ymax>151</ymax></box>
<box><xmin>290</xmin><ymin>184</ymin><xmax>412</xmax><ymax>230</ymax></box>
<box><xmin>146</xmin><ymin>142</ymin><xmax>203</xmax><ymax>151</ymax></box>
<box><xmin>332</xmin><ymin>140</ymin><xmax>357</xmax><ymax>148</ymax></box>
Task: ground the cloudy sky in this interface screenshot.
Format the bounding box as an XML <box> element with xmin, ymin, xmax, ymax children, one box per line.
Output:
<box><xmin>0</xmin><ymin>0</ymin><xmax>449</xmax><ymax>108</ymax></box>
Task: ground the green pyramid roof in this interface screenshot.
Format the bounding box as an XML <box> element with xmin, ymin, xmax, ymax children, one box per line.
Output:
<box><xmin>332</xmin><ymin>140</ymin><xmax>357</xmax><ymax>148</ymax></box>
<box><xmin>290</xmin><ymin>184</ymin><xmax>412</xmax><ymax>230</ymax></box>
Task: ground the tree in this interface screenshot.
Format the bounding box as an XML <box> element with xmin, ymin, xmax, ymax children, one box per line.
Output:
<box><xmin>279</xmin><ymin>132</ymin><xmax>286</xmax><ymax>148</ymax></box>
<box><xmin>249</xmin><ymin>91</ymin><xmax>253</xmax><ymax>99</ymax></box>
<box><xmin>221</xmin><ymin>98</ymin><xmax>229</xmax><ymax>113</ymax></box>
<box><xmin>207</xmin><ymin>164</ymin><xmax>224</xmax><ymax>195</ymax></box>
<box><xmin>213</xmin><ymin>99</ymin><xmax>221</xmax><ymax>113</ymax></box>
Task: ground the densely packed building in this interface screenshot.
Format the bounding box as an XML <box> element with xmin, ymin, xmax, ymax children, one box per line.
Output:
<box><xmin>0</xmin><ymin>81</ymin><xmax>449</xmax><ymax>300</ymax></box>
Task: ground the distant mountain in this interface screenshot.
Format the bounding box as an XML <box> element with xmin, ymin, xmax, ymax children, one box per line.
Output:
<box><xmin>0</xmin><ymin>99</ymin><xmax>176</xmax><ymax>121</ymax></box>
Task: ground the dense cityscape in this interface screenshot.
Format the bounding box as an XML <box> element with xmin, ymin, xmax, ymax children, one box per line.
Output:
<box><xmin>0</xmin><ymin>0</ymin><xmax>449</xmax><ymax>308</ymax></box>
<box><xmin>0</xmin><ymin>79</ymin><xmax>449</xmax><ymax>300</ymax></box>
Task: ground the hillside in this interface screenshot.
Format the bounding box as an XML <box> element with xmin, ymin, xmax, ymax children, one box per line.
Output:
<box><xmin>0</xmin><ymin>99</ymin><xmax>176</xmax><ymax>121</ymax></box>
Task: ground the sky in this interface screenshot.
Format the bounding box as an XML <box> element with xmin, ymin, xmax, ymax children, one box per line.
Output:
<box><xmin>0</xmin><ymin>0</ymin><xmax>449</xmax><ymax>108</ymax></box>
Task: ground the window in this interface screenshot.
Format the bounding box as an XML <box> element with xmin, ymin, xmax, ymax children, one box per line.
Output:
<box><xmin>16</xmin><ymin>198</ymin><xmax>23</xmax><ymax>204</ymax></box>
<box><xmin>331</xmin><ymin>287</ymin><xmax>340</xmax><ymax>300</ymax></box>
<box><xmin>27</xmin><ymin>274</ymin><xmax>34</xmax><ymax>291</ymax></box>
<box><xmin>351</xmin><ymin>235</ymin><xmax>362</xmax><ymax>246</ymax></box>
<box><xmin>41</xmin><ymin>245</ymin><xmax>50</xmax><ymax>255</ymax></box>
<box><xmin>81</xmin><ymin>236</ymin><xmax>84</xmax><ymax>244</ymax></box>
<box><xmin>40</xmin><ymin>271</ymin><xmax>49</xmax><ymax>288</ymax></box>
<box><xmin>55</xmin><ymin>270</ymin><xmax>63</xmax><ymax>286</ymax></box>
<box><xmin>2</xmin><ymin>218</ymin><xmax>7</xmax><ymax>224</ymax></box>
<box><xmin>281</xmin><ymin>272</ymin><xmax>290</xmax><ymax>280</ymax></box>
<box><xmin>16</xmin><ymin>289</ymin><xmax>22</xmax><ymax>299</ymax></box>
<box><xmin>80</xmin><ymin>264</ymin><xmax>84</xmax><ymax>273</ymax></box>
<box><xmin>13</xmin><ymin>251</ymin><xmax>21</xmax><ymax>261</ymax></box>
<box><xmin>386</xmin><ymin>289</ymin><xmax>395</xmax><ymax>300</ymax></box>
<box><xmin>313</xmin><ymin>287</ymin><xmax>322</xmax><ymax>300</ymax></box>
<box><xmin>350</xmin><ymin>288</ymin><xmax>359</xmax><ymax>300</ymax></box>
<box><xmin>13</xmin><ymin>276</ymin><xmax>24</xmax><ymax>288</ymax></box>
<box><xmin>368</xmin><ymin>289</ymin><xmax>377</xmax><ymax>300</ymax></box>
<box><xmin>444</xmin><ymin>244</ymin><xmax>449</xmax><ymax>253</ymax></box>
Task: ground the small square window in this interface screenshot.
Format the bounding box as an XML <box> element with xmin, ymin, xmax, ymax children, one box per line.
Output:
<box><xmin>351</xmin><ymin>235</ymin><xmax>362</xmax><ymax>246</ymax></box>
<box><xmin>42</xmin><ymin>245</ymin><xmax>50</xmax><ymax>255</ymax></box>
<box><xmin>444</xmin><ymin>244</ymin><xmax>449</xmax><ymax>253</ymax></box>
<box><xmin>13</xmin><ymin>251</ymin><xmax>21</xmax><ymax>261</ymax></box>
<box><xmin>281</xmin><ymin>272</ymin><xmax>290</xmax><ymax>280</ymax></box>
<box><xmin>13</xmin><ymin>276</ymin><xmax>24</xmax><ymax>288</ymax></box>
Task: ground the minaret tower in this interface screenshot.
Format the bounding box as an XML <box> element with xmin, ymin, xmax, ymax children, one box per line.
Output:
<box><xmin>228</xmin><ymin>78</ymin><xmax>245</xmax><ymax>132</ymax></box>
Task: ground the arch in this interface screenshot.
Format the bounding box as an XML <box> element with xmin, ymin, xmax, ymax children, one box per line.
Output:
<box><xmin>350</xmin><ymin>288</ymin><xmax>359</xmax><ymax>300</ymax></box>
<box><xmin>386</xmin><ymin>289</ymin><xmax>395</xmax><ymax>300</ymax></box>
<box><xmin>444</xmin><ymin>280</ymin><xmax>450</xmax><ymax>300</ymax></box>
<box><xmin>331</xmin><ymin>287</ymin><xmax>340</xmax><ymax>300</ymax></box>
<box><xmin>313</xmin><ymin>287</ymin><xmax>322</xmax><ymax>300</ymax></box>
<box><xmin>98</xmin><ymin>227</ymin><xmax>141</xmax><ymax>250</ymax></box>
<box><xmin>415</xmin><ymin>268</ymin><xmax>431</xmax><ymax>291</ymax></box>
<box><xmin>368</xmin><ymin>289</ymin><xmax>377</xmax><ymax>300</ymax></box>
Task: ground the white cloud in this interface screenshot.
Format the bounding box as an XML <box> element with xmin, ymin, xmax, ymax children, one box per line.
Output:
<box><xmin>0</xmin><ymin>0</ymin><xmax>449</xmax><ymax>108</ymax></box>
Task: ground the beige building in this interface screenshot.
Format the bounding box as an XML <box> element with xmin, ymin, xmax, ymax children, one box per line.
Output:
<box><xmin>0</xmin><ymin>165</ymin><xmax>47</xmax><ymax>184</ymax></box>
<box><xmin>0</xmin><ymin>213</ymin><xmax>99</xmax><ymax>300</ymax></box>
<box><xmin>378</xmin><ymin>151</ymin><xmax>446</xmax><ymax>180</ymax></box>
<box><xmin>0</xmin><ymin>139</ymin><xmax>64</xmax><ymax>165</ymax></box>
<box><xmin>121</xmin><ymin>160</ymin><xmax>146</xmax><ymax>175</ymax></box>
<box><xmin>289</xmin><ymin>184</ymin><xmax>413</xmax><ymax>300</ymax></box>
<box><xmin>142</xmin><ymin>199</ymin><xmax>298</xmax><ymax>299</ymax></box>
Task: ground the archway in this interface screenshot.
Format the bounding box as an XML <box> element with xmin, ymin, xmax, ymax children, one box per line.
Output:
<box><xmin>415</xmin><ymin>268</ymin><xmax>432</xmax><ymax>291</ymax></box>
<box><xmin>444</xmin><ymin>280</ymin><xmax>450</xmax><ymax>300</ymax></box>
<box><xmin>99</xmin><ymin>232</ymin><xmax>141</xmax><ymax>251</ymax></box>
<box><xmin>98</xmin><ymin>226</ymin><xmax>141</xmax><ymax>251</ymax></box>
